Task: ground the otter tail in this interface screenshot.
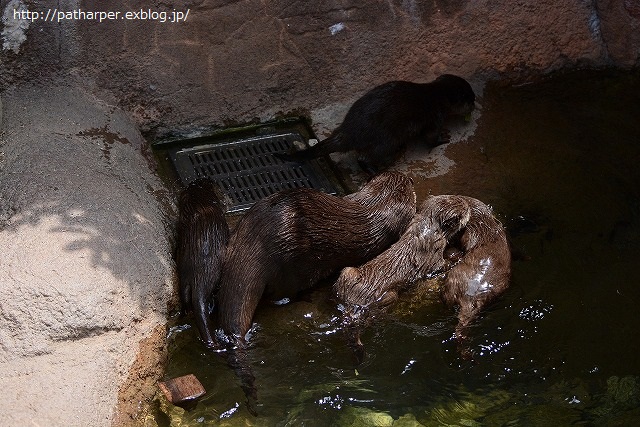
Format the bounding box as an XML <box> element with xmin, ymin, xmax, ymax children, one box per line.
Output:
<box><xmin>274</xmin><ymin>133</ymin><xmax>344</xmax><ymax>163</ymax></box>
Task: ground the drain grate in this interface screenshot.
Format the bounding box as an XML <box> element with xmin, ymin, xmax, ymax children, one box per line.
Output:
<box><xmin>169</xmin><ymin>132</ymin><xmax>341</xmax><ymax>213</ymax></box>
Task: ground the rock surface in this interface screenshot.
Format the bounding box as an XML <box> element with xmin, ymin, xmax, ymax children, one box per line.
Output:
<box><xmin>598</xmin><ymin>0</ymin><xmax>640</xmax><ymax>66</ymax></box>
<box><xmin>1</xmin><ymin>0</ymin><xmax>636</xmax><ymax>138</ymax></box>
<box><xmin>0</xmin><ymin>82</ymin><xmax>175</xmax><ymax>426</ymax></box>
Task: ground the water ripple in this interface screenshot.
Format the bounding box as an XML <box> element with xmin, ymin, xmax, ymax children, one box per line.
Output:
<box><xmin>519</xmin><ymin>299</ymin><xmax>554</xmax><ymax>322</ymax></box>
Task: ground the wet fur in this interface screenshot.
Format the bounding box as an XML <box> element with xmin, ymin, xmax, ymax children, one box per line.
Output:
<box><xmin>440</xmin><ymin>196</ymin><xmax>511</xmax><ymax>342</ymax></box>
<box><xmin>334</xmin><ymin>195</ymin><xmax>472</xmax><ymax>360</ymax></box>
<box><xmin>217</xmin><ymin>172</ymin><xmax>417</xmax><ymax>341</ymax></box>
<box><xmin>334</xmin><ymin>195</ymin><xmax>511</xmax><ymax>361</ymax></box>
<box><xmin>335</xmin><ymin>195</ymin><xmax>471</xmax><ymax>311</ymax></box>
<box><xmin>279</xmin><ymin>74</ymin><xmax>475</xmax><ymax>172</ymax></box>
<box><xmin>175</xmin><ymin>178</ymin><xmax>230</xmax><ymax>347</ymax></box>
<box><xmin>215</xmin><ymin>172</ymin><xmax>415</xmax><ymax>411</ymax></box>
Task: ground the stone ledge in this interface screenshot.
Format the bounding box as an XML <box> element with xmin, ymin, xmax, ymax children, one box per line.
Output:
<box><xmin>0</xmin><ymin>81</ymin><xmax>174</xmax><ymax>426</ymax></box>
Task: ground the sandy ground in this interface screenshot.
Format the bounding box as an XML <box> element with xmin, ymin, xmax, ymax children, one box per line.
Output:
<box><xmin>0</xmin><ymin>81</ymin><xmax>175</xmax><ymax>426</ymax></box>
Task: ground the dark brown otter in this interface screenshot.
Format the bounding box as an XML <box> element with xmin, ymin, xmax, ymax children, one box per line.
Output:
<box><xmin>216</xmin><ymin>171</ymin><xmax>416</xmax><ymax>344</ymax></box>
<box><xmin>175</xmin><ymin>178</ymin><xmax>230</xmax><ymax>348</ymax></box>
<box><xmin>277</xmin><ymin>74</ymin><xmax>476</xmax><ymax>173</ymax></box>
<box><xmin>334</xmin><ymin>195</ymin><xmax>472</xmax><ymax>359</ymax></box>
<box><xmin>215</xmin><ymin>172</ymin><xmax>415</xmax><ymax>414</ymax></box>
<box><xmin>440</xmin><ymin>196</ymin><xmax>511</xmax><ymax>342</ymax></box>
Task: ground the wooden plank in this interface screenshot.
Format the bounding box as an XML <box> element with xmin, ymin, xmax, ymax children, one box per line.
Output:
<box><xmin>158</xmin><ymin>374</ymin><xmax>206</xmax><ymax>405</ymax></box>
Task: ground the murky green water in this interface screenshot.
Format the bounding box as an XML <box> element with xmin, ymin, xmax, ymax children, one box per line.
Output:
<box><xmin>150</xmin><ymin>69</ymin><xmax>640</xmax><ymax>426</ymax></box>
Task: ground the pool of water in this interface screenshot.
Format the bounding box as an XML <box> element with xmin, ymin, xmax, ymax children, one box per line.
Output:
<box><xmin>149</xmin><ymin>68</ymin><xmax>640</xmax><ymax>426</ymax></box>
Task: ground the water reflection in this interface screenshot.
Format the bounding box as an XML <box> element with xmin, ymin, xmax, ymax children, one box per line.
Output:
<box><xmin>518</xmin><ymin>299</ymin><xmax>553</xmax><ymax>322</ymax></box>
<box><xmin>477</xmin><ymin>340</ymin><xmax>510</xmax><ymax>356</ymax></box>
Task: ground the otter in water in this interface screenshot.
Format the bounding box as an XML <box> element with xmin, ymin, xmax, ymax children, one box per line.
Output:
<box><xmin>277</xmin><ymin>74</ymin><xmax>475</xmax><ymax>173</ymax></box>
<box><xmin>334</xmin><ymin>195</ymin><xmax>472</xmax><ymax>360</ymax></box>
<box><xmin>334</xmin><ymin>195</ymin><xmax>511</xmax><ymax>361</ymax></box>
<box><xmin>215</xmin><ymin>172</ymin><xmax>415</xmax><ymax>412</ymax></box>
<box><xmin>216</xmin><ymin>171</ymin><xmax>416</xmax><ymax>344</ymax></box>
<box><xmin>440</xmin><ymin>196</ymin><xmax>511</xmax><ymax>342</ymax></box>
<box><xmin>175</xmin><ymin>178</ymin><xmax>230</xmax><ymax>348</ymax></box>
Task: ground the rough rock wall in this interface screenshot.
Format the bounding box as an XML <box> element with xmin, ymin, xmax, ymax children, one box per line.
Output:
<box><xmin>1</xmin><ymin>0</ymin><xmax>637</xmax><ymax>137</ymax></box>
<box><xmin>598</xmin><ymin>0</ymin><xmax>640</xmax><ymax>66</ymax></box>
<box><xmin>0</xmin><ymin>83</ymin><xmax>175</xmax><ymax>426</ymax></box>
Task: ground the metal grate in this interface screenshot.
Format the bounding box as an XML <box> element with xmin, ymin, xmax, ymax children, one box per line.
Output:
<box><xmin>169</xmin><ymin>132</ymin><xmax>340</xmax><ymax>213</ymax></box>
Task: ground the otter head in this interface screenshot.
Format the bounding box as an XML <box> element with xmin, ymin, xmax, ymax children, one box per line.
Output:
<box><xmin>421</xmin><ymin>195</ymin><xmax>471</xmax><ymax>240</ymax></box>
<box><xmin>349</xmin><ymin>172</ymin><xmax>415</xmax><ymax>207</ymax></box>
<box><xmin>435</xmin><ymin>74</ymin><xmax>476</xmax><ymax>117</ymax></box>
<box><xmin>180</xmin><ymin>178</ymin><xmax>228</xmax><ymax>213</ymax></box>
<box><xmin>345</xmin><ymin>172</ymin><xmax>417</xmax><ymax>235</ymax></box>
<box><xmin>334</xmin><ymin>266</ymin><xmax>364</xmax><ymax>305</ymax></box>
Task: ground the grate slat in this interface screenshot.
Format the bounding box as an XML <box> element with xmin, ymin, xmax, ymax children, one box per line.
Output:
<box><xmin>169</xmin><ymin>132</ymin><xmax>339</xmax><ymax>213</ymax></box>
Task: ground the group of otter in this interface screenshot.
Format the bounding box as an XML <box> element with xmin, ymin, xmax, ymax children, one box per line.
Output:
<box><xmin>175</xmin><ymin>74</ymin><xmax>511</xmax><ymax>412</ymax></box>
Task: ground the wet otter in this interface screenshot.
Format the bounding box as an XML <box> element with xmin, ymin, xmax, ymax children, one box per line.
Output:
<box><xmin>335</xmin><ymin>195</ymin><xmax>511</xmax><ymax>360</ymax></box>
<box><xmin>175</xmin><ymin>178</ymin><xmax>230</xmax><ymax>348</ymax></box>
<box><xmin>278</xmin><ymin>74</ymin><xmax>475</xmax><ymax>172</ymax></box>
<box><xmin>216</xmin><ymin>171</ymin><xmax>416</xmax><ymax>344</ymax></box>
<box><xmin>215</xmin><ymin>172</ymin><xmax>415</xmax><ymax>413</ymax></box>
<box><xmin>440</xmin><ymin>196</ymin><xmax>511</xmax><ymax>341</ymax></box>
<box><xmin>334</xmin><ymin>195</ymin><xmax>472</xmax><ymax>359</ymax></box>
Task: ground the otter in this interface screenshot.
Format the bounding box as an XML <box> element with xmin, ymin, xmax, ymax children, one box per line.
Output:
<box><xmin>175</xmin><ymin>178</ymin><xmax>230</xmax><ymax>348</ymax></box>
<box><xmin>215</xmin><ymin>172</ymin><xmax>415</xmax><ymax>412</ymax></box>
<box><xmin>334</xmin><ymin>195</ymin><xmax>472</xmax><ymax>360</ymax></box>
<box><xmin>277</xmin><ymin>74</ymin><xmax>475</xmax><ymax>173</ymax></box>
<box><xmin>334</xmin><ymin>195</ymin><xmax>511</xmax><ymax>360</ymax></box>
<box><xmin>440</xmin><ymin>196</ymin><xmax>511</xmax><ymax>342</ymax></box>
<box><xmin>216</xmin><ymin>171</ymin><xmax>416</xmax><ymax>343</ymax></box>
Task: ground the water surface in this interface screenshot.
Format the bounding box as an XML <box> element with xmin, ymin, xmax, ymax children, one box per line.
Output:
<box><xmin>151</xmin><ymin>69</ymin><xmax>640</xmax><ymax>426</ymax></box>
